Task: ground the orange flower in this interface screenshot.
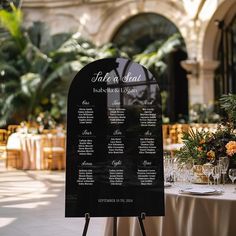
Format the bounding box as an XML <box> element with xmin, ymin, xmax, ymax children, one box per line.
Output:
<box><xmin>207</xmin><ymin>150</ymin><xmax>215</xmax><ymax>159</ymax></box>
<box><xmin>225</xmin><ymin>141</ymin><xmax>236</xmax><ymax>157</ymax></box>
<box><xmin>197</xmin><ymin>146</ymin><xmax>203</xmax><ymax>151</ymax></box>
<box><xmin>199</xmin><ymin>139</ymin><xmax>205</xmax><ymax>145</ymax></box>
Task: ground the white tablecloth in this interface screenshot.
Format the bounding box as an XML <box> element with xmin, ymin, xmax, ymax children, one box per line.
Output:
<box><xmin>7</xmin><ymin>133</ymin><xmax>65</xmax><ymax>170</ymax></box>
<box><xmin>7</xmin><ymin>133</ymin><xmax>44</xmax><ymax>169</ymax></box>
<box><xmin>104</xmin><ymin>185</ymin><xmax>236</xmax><ymax>236</ymax></box>
<box><xmin>163</xmin><ymin>143</ymin><xmax>184</xmax><ymax>151</ymax></box>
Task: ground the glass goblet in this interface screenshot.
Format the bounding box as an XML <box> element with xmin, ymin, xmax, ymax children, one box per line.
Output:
<box><xmin>228</xmin><ymin>168</ymin><xmax>236</xmax><ymax>193</ymax></box>
<box><xmin>171</xmin><ymin>157</ymin><xmax>179</xmax><ymax>183</ymax></box>
<box><xmin>176</xmin><ymin>164</ymin><xmax>189</xmax><ymax>190</ymax></box>
<box><xmin>164</xmin><ymin>158</ymin><xmax>171</xmax><ymax>183</ymax></box>
<box><xmin>164</xmin><ymin>151</ymin><xmax>172</xmax><ymax>183</ymax></box>
<box><xmin>219</xmin><ymin>156</ymin><xmax>229</xmax><ymax>185</ymax></box>
<box><xmin>185</xmin><ymin>159</ymin><xmax>194</xmax><ymax>185</ymax></box>
<box><xmin>202</xmin><ymin>163</ymin><xmax>214</xmax><ymax>185</ymax></box>
<box><xmin>212</xmin><ymin>165</ymin><xmax>221</xmax><ymax>189</ymax></box>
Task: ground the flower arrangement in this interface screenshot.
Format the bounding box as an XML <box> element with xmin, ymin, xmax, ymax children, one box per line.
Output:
<box><xmin>176</xmin><ymin>94</ymin><xmax>236</xmax><ymax>166</ymax></box>
<box><xmin>226</xmin><ymin>141</ymin><xmax>236</xmax><ymax>157</ymax></box>
<box><xmin>176</xmin><ymin>124</ymin><xmax>236</xmax><ymax>166</ymax></box>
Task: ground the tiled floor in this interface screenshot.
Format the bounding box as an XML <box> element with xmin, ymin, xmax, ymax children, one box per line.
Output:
<box><xmin>0</xmin><ymin>162</ymin><xmax>107</xmax><ymax>236</ymax></box>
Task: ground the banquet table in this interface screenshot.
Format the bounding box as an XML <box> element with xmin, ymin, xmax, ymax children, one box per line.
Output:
<box><xmin>7</xmin><ymin>132</ymin><xmax>65</xmax><ymax>170</ymax></box>
<box><xmin>104</xmin><ymin>184</ymin><xmax>236</xmax><ymax>236</ymax></box>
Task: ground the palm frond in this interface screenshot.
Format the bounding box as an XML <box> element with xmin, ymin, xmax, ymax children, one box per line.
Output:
<box><xmin>134</xmin><ymin>33</ymin><xmax>183</xmax><ymax>76</ymax></box>
<box><xmin>0</xmin><ymin>62</ymin><xmax>20</xmax><ymax>77</ymax></box>
<box><xmin>41</xmin><ymin>60</ymin><xmax>82</xmax><ymax>92</ymax></box>
<box><xmin>0</xmin><ymin>3</ymin><xmax>24</xmax><ymax>48</ymax></box>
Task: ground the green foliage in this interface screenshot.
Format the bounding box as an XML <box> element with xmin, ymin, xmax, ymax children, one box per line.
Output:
<box><xmin>220</xmin><ymin>93</ymin><xmax>236</xmax><ymax>127</ymax></box>
<box><xmin>220</xmin><ymin>93</ymin><xmax>236</xmax><ymax>112</ymax></box>
<box><xmin>0</xmin><ymin>6</ymin><xmax>185</xmax><ymax>127</ymax></box>
<box><xmin>175</xmin><ymin>129</ymin><xmax>210</xmax><ymax>165</ymax></box>
<box><xmin>96</xmin><ymin>43</ymin><xmax>128</xmax><ymax>59</ymax></box>
<box><xmin>176</xmin><ymin>124</ymin><xmax>236</xmax><ymax>165</ymax></box>
<box><xmin>134</xmin><ymin>33</ymin><xmax>184</xmax><ymax>118</ymax></box>
<box><xmin>0</xmin><ymin>6</ymin><xmax>129</xmax><ymax>127</ymax></box>
<box><xmin>176</xmin><ymin>94</ymin><xmax>236</xmax><ymax>165</ymax></box>
<box><xmin>189</xmin><ymin>103</ymin><xmax>220</xmax><ymax>123</ymax></box>
<box><xmin>0</xmin><ymin>2</ymin><xmax>25</xmax><ymax>48</ymax></box>
<box><xmin>134</xmin><ymin>33</ymin><xmax>184</xmax><ymax>76</ymax></box>
<box><xmin>0</xmin><ymin>15</ymin><xmax>97</xmax><ymax>126</ymax></box>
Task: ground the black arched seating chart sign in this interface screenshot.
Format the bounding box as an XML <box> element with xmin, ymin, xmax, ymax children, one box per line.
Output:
<box><xmin>65</xmin><ymin>58</ymin><xmax>164</xmax><ymax>217</ymax></box>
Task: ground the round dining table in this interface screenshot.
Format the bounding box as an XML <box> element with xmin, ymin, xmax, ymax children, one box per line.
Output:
<box><xmin>6</xmin><ymin>132</ymin><xmax>65</xmax><ymax>170</ymax></box>
<box><xmin>104</xmin><ymin>184</ymin><xmax>236</xmax><ymax>236</ymax></box>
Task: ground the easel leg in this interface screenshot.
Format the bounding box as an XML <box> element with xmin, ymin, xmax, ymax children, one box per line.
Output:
<box><xmin>113</xmin><ymin>217</ymin><xmax>117</xmax><ymax>236</ymax></box>
<box><xmin>82</xmin><ymin>213</ymin><xmax>90</xmax><ymax>236</ymax></box>
<box><xmin>138</xmin><ymin>213</ymin><xmax>146</xmax><ymax>236</ymax></box>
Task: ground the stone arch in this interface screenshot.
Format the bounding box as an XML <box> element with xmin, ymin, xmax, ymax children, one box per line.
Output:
<box><xmin>97</xmin><ymin>5</ymin><xmax>189</xmax><ymax>122</ymax></box>
<box><xmin>111</xmin><ymin>12</ymin><xmax>183</xmax><ymax>53</ymax></box>
<box><xmin>95</xmin><ymin>1</ymin><xmax>190</xmax><ymax>53</ymax></box>
<box><xmin>202</xmin><ymin>0</ymin><xmax>236</xmax><ymax>60</ymax></box>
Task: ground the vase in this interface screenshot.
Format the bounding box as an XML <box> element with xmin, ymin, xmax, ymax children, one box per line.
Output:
<box><xmin>193</xmin><ymin>165</ymin><xmax>208</xmax><ymax>184</ymax></box>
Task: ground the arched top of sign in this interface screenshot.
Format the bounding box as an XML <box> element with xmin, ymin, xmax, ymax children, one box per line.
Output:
<box><xmin>66</xmin><ymin>58</ymin><xmax>164</xmax><ymax>218</ymax></box>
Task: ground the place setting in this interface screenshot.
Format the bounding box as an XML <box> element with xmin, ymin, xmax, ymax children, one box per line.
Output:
<box><xmin>163</xmin><ymin>150</ymin><xmax>236</xmax><ymax>196</ymax></box>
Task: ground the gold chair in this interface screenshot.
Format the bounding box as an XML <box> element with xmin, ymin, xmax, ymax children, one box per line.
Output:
<box><xmin>42</xmin><ymin>129</ymin><xmax>58</xmax><ymax>135</ymax></box>
<box><xmin>5</xmin><ymin>132</ymin><xmax>22</xmax><ymax>169</ymax></box>
<box><xmin>162</xmin><ymin>124</ymin><xmax>170</xmax><ymax>145</ymax></box>
<box><xmin>6</xmin><ymin>148</ymin><xmax>22</xmax><ymax>169</ymax></box>
<box><xmin>0</xmin><ymin>129</ymin><xmax>8</xmax><ymax>143</ymax></box>
<box><xmin>7</xmin><ymin>125</ymin><xmax>20</xmax><ymax>135</ymax></box>
<box><xmin>0</xmin><ymin>129</ymin><xmax>8</xmax><ymax>159</ymax></box>
<box><xmin>176</xmin><ymin>124</ymin><xmax>190</xmax><ymax>143</ymax></box>
<box><xmin>169</xmin><ymin>125</ymin><xmax>178</xmax><ymax>144</ymax></box>
<box><xmin>42</xmin><ymin>134</ymin><xmax>65</xmax><ymax>170</ymax></box>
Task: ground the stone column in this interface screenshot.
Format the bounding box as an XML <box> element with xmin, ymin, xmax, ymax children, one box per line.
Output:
<box><xmin>181</xmin><ymin>59</ymin><xmax>219</xmax><ymax>105</ymax></box>
<box><xmin>199</xmin><ymin>60</ymin><xmax>220</xmax><ymax>104</ymax></box>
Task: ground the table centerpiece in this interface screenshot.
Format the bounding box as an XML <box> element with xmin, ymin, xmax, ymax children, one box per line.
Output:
<box><xmin>175</xmin><ymin>94</ymin><xmax>236</xmax><ymax>183</ymax></box>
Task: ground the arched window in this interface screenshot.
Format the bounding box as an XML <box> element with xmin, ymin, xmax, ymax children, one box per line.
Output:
<box><xmin>107</xmin><ymin>58</ymin><xmax>159</xmax><ymax>107</ymax></box>
<box><xmin>215</xmin><ymin>16</ymin><xmax>236</xmax><ymax>100</ymax></box>
<box><xmin>113</xmin><ymin>13</ymin><xmax>179</xmax><ymax>56</ymax></box>
<box><xmin>112</xmin><ymin>13</ymin><xmax>188</xmax><ymax>122</ymax></box>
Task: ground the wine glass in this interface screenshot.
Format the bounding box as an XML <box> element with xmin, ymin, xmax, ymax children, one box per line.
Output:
<box><xmin>185</xmin><ymin>159</ymin><xmax>194</xmax><ymax>186</ymax></box>
<box><xmin>228</xmin><ymin>169</ymin><xmax>236</xmax><ymax>192</ymax></box>
<box><xmin>219</xmin><ymin>156</ymin><xmax>229</xmax><ymax>186</ymax></box>
<box><xmin>171</xmin><ymin>157</ymin><xmax>179</xmax><ymax>183</ymax></box>
<box><xmin>202</xmin><ymin>163</ymin><xmax>214</xmax><ymax>185</ymax></box>
<box><xmin>164</xmin><ymin>158</ymin><xmax>171</xmax><ymax>183</ymax></box>
<box><xmin>212</xmin><ymin>165</ymin><xmax>221</xmax><ymax>189</ymax></box>
<box><xmin>175</xmin><ymin>163</ymin><xmax>188</xmax><ymax>190</ymax></box>
<box><xmin>164</xmin><ymin>151</ymin><xmax>171</xmax><ymax>183</ymax></box>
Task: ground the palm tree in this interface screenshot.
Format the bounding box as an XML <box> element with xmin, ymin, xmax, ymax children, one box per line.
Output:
<box><xmin>220</xmin><ymin>93</ymin><xmax>236</xmax><ymax>128</ymax></box>
<box><xmin>0</xmin><ymin>6</ymin><xmax>96</xmax><ymax>126</ymax></box>
<box><xmin>134</xmin><ymin>33</ymin><xmax>185</xmax><ymax>77</ymax></box>
<box><xmin>0</xmin><ymin>4</ymin><xmax>128</xmax><ymax>127</ymax></box>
